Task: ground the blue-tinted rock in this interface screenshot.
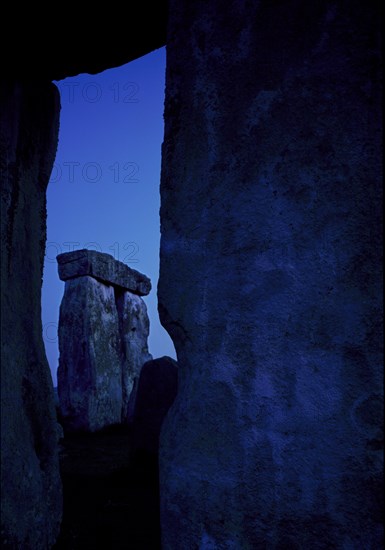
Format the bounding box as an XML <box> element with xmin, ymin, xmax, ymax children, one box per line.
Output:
<box><xmin>158</xmin><ymin>1</ymin><xmax>383</xmax><ymax>548</ymax></box>
<box><xmin>0</xmin><ymin>81</ymin><xmax>62</xmax><ymax>548</ymax></box>
<box><xmin>57</xmin><ymin>267</ymin><xmax>152</xmax><ymax>432</ymax></box>
<box><xmin>58</xmin><ymin>276</ymin><xmax>123</xmax><ymax>432</ymax></box>
<box><xmin>115</xmin><ymin>289</ymin><xmax>153</xmax><ymax>423</ymax></box>
<box><xmin>132</xmin><ymin>357</ymin><xmax>178</xmax><ymax>454</ymax></box>
<box><xmin>57</xmin><ymin>249</ymin><xmax>151</xmax><ymax>296</ymax></box>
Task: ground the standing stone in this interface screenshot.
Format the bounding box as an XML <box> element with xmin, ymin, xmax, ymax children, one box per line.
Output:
<box><xmin>0</xmin><ymin>81</ymin><xmax>62</xmax><ymax>548</ymax></box>
<box><xmin>132</xmin><ymin>357</ymin><xmax>178</xmax><ymax>455</ymax></box>
<box><xmin>115</xmin><ymin>290</ymin><xmax>152</xmax><ymax>423</ymax></box>
<box><xmin>57</xmin><ymin>250</ymin><xmax>152</xmax><ymax>431</ymax></box>
<box><xmin>158</xmin><ymin>1</ymin><xmax>382</xmax><ymax>549</ymax></box>
<box><xmin>57</xmin><ymin>276</ymin><xmax>123</xmax><ymax>432</ymax></box>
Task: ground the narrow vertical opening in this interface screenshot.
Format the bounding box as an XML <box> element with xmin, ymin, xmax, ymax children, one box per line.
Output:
<box><xmin>42</xmin><ymin>47</ymin><xmax>174</xmax><ymax>548</ymax></box>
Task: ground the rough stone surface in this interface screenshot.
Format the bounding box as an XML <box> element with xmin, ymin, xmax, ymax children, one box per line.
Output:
<box><xmin>158</xmin><ymin>2</ymin><xmax>383</xmax><ymax>549</ymax></box>
<box><xmin>58</xmin><ymin>276</ymin><xmax>123</xmax><ymax>432</ymax></box>
<box><xmin>3</xmin><ymin>4</ymin><xmax>167</xmax><ymax>80</ymax></box>
<box><xmin>132</xmin><ymin>357</ymin><xmax>178</xmax><ymax>454</ymax></box>
<box><xmin>1</xmin><ymin>3</ymin><xmax>382</xmax><ymax>549</ymax></box>
<box><xmin>0</xmin><ymin>81</ymin><xmax>62</xmax><ymax>547</ymax></box>
<box><xmin>115</xmin><ymin>290</ymin><xmax>152</xmax><ymax>423</ymax></box>
<box><xmin>57</xmin><ymin>249</ymin><xmax>151</xmax><ymax>296</ymax></box>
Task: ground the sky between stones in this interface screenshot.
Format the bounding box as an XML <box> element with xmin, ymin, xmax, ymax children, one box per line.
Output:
<box><xmin>41</xmin><ymin>46</ymin><xmax>176</xmax><ymax>386</ymax></box>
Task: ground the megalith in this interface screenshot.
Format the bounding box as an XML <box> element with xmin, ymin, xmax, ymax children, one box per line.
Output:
<box><xmin>132</xmin><ymin>356</ymin><xmax>178</xmax><ymax>455</ymax></box>
<box><xmin>1</xmin><ymin>7</ymin><xmax>168</xmax><ymax>547</ymax></box>
<box><xmin>158</xmin><ymin>1</ymin><xmax>383</xmax><ymax>548</ymax></box>
<box><xmin>0</xmin><ymin>81</ymin><xmax>62</xmax><ymax>548</ymax></box>
<box><xmin>115</xmin><ymin>290</ymin><xmax>153</xmax><ymax>422</ymax></box>
<box><xmin>57</xmin><ymin>249</ymin><xmax>152</xmax><ymax>432</ymax></box>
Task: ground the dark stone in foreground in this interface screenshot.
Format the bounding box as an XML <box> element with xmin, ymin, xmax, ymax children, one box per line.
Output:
<box><xmin>1</xmin><ymin>2</ymin><xmax>381</xmax><ymax>548</ymax></box>
<box><xmin>158</xmin><ymin>1</ymin><xmax>382</xmax><ymax>548</ymax></box>
<box><xmin>54</xmin><ymin>428</ymin><xmax>160</xmax><ymax>549</ymax></box>
<box><xmin>4</xmin><ymin>4</ymin><xmax>167</xmax><ymax>81</ymax></box>
<box><xmin>132</xmin><ymin>357</ymin><xmax>178</xmax><ymax>454</ymax></box>
<box><xmin>0</xmin><ymin>81</ymin><xmax>62</xmax><ymax>548</ymax></box>
<box><xmin>57</xmin><ymin>249</ymin><xmax>151</xmax><ymax>296</ymax></box>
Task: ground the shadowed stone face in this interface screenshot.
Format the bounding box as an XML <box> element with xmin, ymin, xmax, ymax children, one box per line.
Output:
<box><xmin>1</xmin><ymin>11</ymin><xmax>167</xmax><ymax>545</ymax></box>
<box><xmin>0</xmin><ymin>2</ymin><xmax>382</xmax><ymax>547</ymax></box>
<box><xmin>158</xmin><ymin>1</ymin><xmax>382</xmax><ymax>548</ymax></box>
<box><xmin>115</xmin><ymin>289</ymin><xmax>152</xmax><ymax>422</ymax></box>
<box><xmin>0</xmin><ymin>81</ymin><xmax>62</xmax><ymax>548</ymax></box>
<box><xmin>132</xmin><ymin>356</ymin><xmax>178</xmax><ymax>454</ymax></box>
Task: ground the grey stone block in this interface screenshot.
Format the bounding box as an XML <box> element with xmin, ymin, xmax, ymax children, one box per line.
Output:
<box><xmin>57</xmin><ymin>249</ymin><xmax>151</xmax><ymax>296</ymax></box>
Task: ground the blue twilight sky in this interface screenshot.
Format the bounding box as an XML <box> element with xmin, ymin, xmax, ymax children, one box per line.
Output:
<box><xmin>41</xmin><ymin>47</ymin><xmax>176</xmax><ymax>386</ymax></box>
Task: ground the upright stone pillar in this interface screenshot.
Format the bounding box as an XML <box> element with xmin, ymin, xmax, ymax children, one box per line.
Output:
<box><xmin>0</xmin><ymin>81</ymin><xmax>62</xmax><ymax>548</ymax></box>
<box><xmin>132</xmin><ymin>356</ymin><xmax>178</xmax><ymax>455</ymax></box>
<box><xmin>158</xmin><ymin>2</ymin><xmax>382</xmax><ymax>548</ymax></box>
<box><xmin>115</xmin><ymin>290</ymin><xmax>152</xmax><ymax>422</ymax></box>
<box><xmin>57</xmin><ymin>249</ymin><xmax>152</xmax><ymax>432</ymax></box>
<box><xmin>57</xmin><ymin>276</ymin><xmax>123</xmax><ymax>432</ymax></box>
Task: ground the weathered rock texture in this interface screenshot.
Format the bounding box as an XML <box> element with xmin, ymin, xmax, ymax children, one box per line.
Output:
<box><xmin>57</xmin><ymin>251</ymin><xmax>152</xmax><ymax>432</ymax></box>
<box><xmin>158</xmin><ymin>2</ymin><xmax>383</xmax><ymax>548</ymax></box>
<box><xmin>132</xmin><ymin>356</ymin><xmax>178</xmax><ymax>455</ymax></box>
<box><xmin>1</xmin><ymin>14</ymin><xmax>167</xmax><ymax>545</ymax></box>
<box><xmin>115</xmin><ymin>290</ymin><xmax>152</xmax><ymax>422</ymax></box>
<box><xmin>57</xmin><ymin>276</ymin><xmax>123</xmax><ymax>432</ymax></box>
<box><xmin>1</xmin><ymin>2</ymin><xmax>382</xmax><ymax>549</ymax></box>
<box><xmin>57</xmin><ymin>249</ymin><xmax>151</xmax><ymax>296</ymax></box>
<box><xmin>0</xmin><ymin>82</ymin><xmax>62</xmax><ymax>547</ymax></box>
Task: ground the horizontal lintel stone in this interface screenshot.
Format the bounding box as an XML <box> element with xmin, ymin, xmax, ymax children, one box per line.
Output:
<box><xmin>57</xmin><ymin>249</ymin><xmax>151</xmax><ymax>296</ymax></box>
